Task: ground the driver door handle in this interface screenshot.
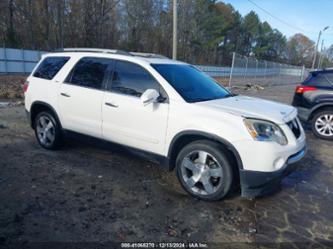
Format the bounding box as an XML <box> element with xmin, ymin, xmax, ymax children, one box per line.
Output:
<box><xmin>60</xmin><ymin>92</ymin><xmax>71</xmax><ymax>97</ymax></box>
<box><xmin>105</xmin><ymin>102</ymin><xmax>118</xmax><ymax>108</ymax></box>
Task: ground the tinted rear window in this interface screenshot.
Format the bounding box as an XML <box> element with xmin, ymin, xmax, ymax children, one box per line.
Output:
<box><xmin>33</xmin><ymin>56</ymin><xmax>70</xmax><ymax>80</ymax></box>
<box><xmin>304</xmin><ymin>72</ymin><xmax>333</xmax><ymax>87</ymax></box>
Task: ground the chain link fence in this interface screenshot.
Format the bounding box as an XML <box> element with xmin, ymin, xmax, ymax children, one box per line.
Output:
<box><xmin>228</xmin><ymin>52</ymin><xmax>308</xmax><ymax>87</ymax></box>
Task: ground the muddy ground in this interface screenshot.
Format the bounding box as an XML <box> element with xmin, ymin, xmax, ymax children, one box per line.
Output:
<box><xmin>0</xmin><ymin>81</ymin><xmax>332</xmax><ymax>248</ymax></box>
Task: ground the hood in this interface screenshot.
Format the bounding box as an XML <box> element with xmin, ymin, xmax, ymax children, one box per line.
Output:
<box><xmin>196</xmin><ymin>95</ymin><xmax>297</xmax><ymax>124</ymax></box>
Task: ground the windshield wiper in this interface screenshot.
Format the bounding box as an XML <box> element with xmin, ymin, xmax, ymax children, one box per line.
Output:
<box><xmin>192</xmin><ymin>93</ymin><xmax>236</xmax><ymax>102</ymax></box>
<box><xmin>225</xmin><ymin>93</ymin><xmax>237</xmax><ymax>98</ymax></box>
<box><xmin>191</xmin><ymin>98</ymin><xmax>213</xmax><ymax>102</ymax></box>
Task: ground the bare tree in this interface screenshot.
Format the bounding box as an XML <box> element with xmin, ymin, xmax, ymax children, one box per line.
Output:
<box><xmin>0</xmin><ymin>0</ymin><xmax>330</xmax><ymax>67</ymax></box>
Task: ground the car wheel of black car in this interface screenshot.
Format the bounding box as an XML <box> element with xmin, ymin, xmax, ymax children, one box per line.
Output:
<box><xmin>311</xmin><ymin>109</ymin><xmax>333</xmax><ymax>140</ymax></box>
<box><xmin>175</xmin><ymin>140</ymin><xmax>234</xmax><ymax>201</ymax></box>
<box><xmin>34</xmin><ymin>111</ymin><xmax>63</xmax><ymax>149</ymax></box>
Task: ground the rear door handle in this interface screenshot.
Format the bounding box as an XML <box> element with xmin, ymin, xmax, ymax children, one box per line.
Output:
<box><xmin>105</xmin><ymin>102</ymin><xmax>118</xmax><ymax>108</ymax></box>
<box><xmin>61</xmin><ymin>93</ymin><xmax>71</xmax><ymax>97</ymax></box>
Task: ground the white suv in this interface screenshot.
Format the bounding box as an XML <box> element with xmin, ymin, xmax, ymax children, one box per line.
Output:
<box><xmin>24</xmin><ymin>48</ymin><xmax>306</xmax><ymax>201</ymax></box>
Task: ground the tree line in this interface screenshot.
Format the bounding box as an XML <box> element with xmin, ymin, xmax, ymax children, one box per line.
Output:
<box><xmin>1</xmin><ymin>0</ymin><xmax>332</xmax><ymax>67</ymax></box>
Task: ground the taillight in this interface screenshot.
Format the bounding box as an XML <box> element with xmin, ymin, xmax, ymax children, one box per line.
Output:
<box><xmin>295</xmin><ymin>85</ymin><xmax>317</xmax><ymax>94</ymax></box>
<box><xmin>23</xmin><ymin>81</ymin><xmax>29</xmax><ymax>93</ymax></box>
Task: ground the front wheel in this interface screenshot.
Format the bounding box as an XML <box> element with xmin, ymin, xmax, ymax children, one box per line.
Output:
<box><xmin>175</xmin><ymin>140</ymin><xmax>234</xmax><ymax>201</ymax></box>
<box><xmin>311</xmin><ymin>110</ymin><xmax>333</xmax><ymax>140</ymax></box>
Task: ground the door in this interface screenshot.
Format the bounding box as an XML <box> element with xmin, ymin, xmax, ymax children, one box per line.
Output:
<box><xmin>102</xmin><ymin>60</ymin><xmax>169</xmax><ymax>155</ymax></box>
<box><xmin>59</xmin><ymin>57</ymin><xmax>112</xmax><ymax>138</ymax></box>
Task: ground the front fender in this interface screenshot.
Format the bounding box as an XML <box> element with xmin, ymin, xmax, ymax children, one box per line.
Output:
<box><xmin>168</xmin><ymin>129</ymin><xmax>244</xmax><ymax>170</ymax></box>
<box><xmin>310</xmin><ymin>102</ymin><xmax>333</xmax><ymax>118</ymax></box>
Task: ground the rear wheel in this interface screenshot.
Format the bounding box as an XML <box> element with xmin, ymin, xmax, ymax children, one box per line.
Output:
<box><xmin>311</xmin><ymin>110</ymin><xmax>333</xmax><ymax>140</ymax></box>
<box><xmin>175</xmin><ymin>140</ymin><xmax>234</xmax><ymax>201</ymax></box>
<box><xmin>34</xmin><ymin>111</ymin><xmax>63</xmax><ymax>149</ymax></box>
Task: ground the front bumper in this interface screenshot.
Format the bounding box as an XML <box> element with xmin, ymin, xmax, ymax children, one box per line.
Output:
<box><xmin>239</xmin><ymin>146</ymin><xmax>307</xmax><ymax>198</ymax></box>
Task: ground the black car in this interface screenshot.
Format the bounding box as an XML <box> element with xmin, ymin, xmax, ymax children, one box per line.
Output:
<box><xmin>292</xmin><ymin>69</ymin><xmax>333</xmax><ymax>140</ymax></box>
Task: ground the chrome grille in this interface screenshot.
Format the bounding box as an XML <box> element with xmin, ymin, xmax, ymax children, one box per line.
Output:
<box><xmin>287</xmin><ymin>118</ymin><xmax>301</xmax><ymax>139</ymax></box>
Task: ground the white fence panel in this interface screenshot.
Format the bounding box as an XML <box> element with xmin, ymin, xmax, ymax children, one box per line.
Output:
<box><xmin>0</xmin><ymin>48</ymin><xmax>309</xmax><ymax>87</ymax></box>
<box><xmin>0</xmin><ymin>48</ymin><xmax>45</xmax><ymax>74</ymax></box>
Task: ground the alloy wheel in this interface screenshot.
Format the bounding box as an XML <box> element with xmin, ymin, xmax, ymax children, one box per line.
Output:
<box><xmin>315</xmin><ymin>114</ymin><xmax>333</xmax><ymax>137</ymax></box>
<box><xmin>180</xmin><ymin>150</ymin><xmax>223</xmax><ymax>195</ymax></box>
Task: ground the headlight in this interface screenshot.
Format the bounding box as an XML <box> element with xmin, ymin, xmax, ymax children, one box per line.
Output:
<box><xmin>243</xmin><ymin>118</ymin><xmax>288</xmax><ymax>145</ymax></box>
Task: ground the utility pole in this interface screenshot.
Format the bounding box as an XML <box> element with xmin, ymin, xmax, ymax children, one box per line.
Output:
<box><xmin>312</xmin><ymin>30</ymin><xmax>322</xmax><ymax>69</ymax></box>
<box><xmin>317</xmin><ymin>39</ymin><xmax>324</xmax><ymax>69</ymax></box>
<box><xmin>312</xmin><ymin>26</ymin><xmax>329</xmax><ymax>69</ymax></box>
<box><xmin>228</xmin><ymin>52</ymin><xmax>236</xmax><ymax>87</ymax></box>
<box><xmin>172</xmin><ymin>0</ymin><xmax>177</xmax><ymax>60</ymax></box>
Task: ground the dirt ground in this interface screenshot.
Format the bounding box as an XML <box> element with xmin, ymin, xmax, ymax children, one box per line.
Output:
<box><xmin>0</xmin><ymin>80</ymin><xmax>332</xmax><ymax>248</ymax></box>
<box><xmin>0</xmin><ymin>75</ymin><xmax>26</xmax><ymax>100</ymax></box>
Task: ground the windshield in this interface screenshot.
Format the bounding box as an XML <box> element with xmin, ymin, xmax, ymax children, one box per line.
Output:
<box><xmin>151</xmin><ymin>64</ymin><xmax>231</xmax><ymax>103</ymax></box>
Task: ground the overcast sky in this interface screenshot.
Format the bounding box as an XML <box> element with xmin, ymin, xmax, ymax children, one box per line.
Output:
<box><xmin>223</xmin><ymin>0</ymin><xmax>333</xmax><ymax>49</ymax></box>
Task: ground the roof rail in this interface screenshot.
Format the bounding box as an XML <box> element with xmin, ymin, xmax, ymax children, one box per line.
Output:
<box><xmin>130</xmin><ymin>52</ymin><xmax>169</xmax><ymax>59</ymax></box>
<box><xmin>54</xmin><ymin>48</ymin><xmax>133</xmax><ymax>56</ymax></box>
<box><xmin>53</xmin><ymin>48</ymin><xmax>170</xmax><ymax>59</ymax></box>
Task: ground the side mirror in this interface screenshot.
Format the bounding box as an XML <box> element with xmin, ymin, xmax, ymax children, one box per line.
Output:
<box><xmin>140</xmin><ymin>89</ymin><xmax>160</xmax><ymax>106</ymax></box>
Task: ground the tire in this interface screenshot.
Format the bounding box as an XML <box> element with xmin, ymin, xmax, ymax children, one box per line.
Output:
<box><xmin>175</xmin><ymin>140</ymin><xmax>234</xmax><ymax>201</ymax></box>
<box><xmin>311</xmin><ymin>110</ymin><xmax>333</xmax><ymax>140</ymax></box>
<box><xmin>34</xmin><ymin>111</ymin><xmax>63</xmax><ymax>150</ymax></box>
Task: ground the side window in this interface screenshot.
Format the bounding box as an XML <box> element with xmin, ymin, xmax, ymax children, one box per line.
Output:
<box><xmin>67</xmin><ymin>57</ymin><xmax>111</xmax><ymax>89</ymax></box>
<box><xmin>324</xmin><ymin>73</ymin><xmax>333</xmax><ymax>86</ymax></box>
<box><xmin>33</xmin><ymin>56</ymin><xmax>70</xmax><ymax>80</ymax></box>
<box><xmin>307</xmin><ymin>73</ymin><xmax>333</xmax><ymax>87</ymax></box>
<box><xmin>110</xmin><ymin>61</ymin><xmax>164</xmax><ymax>97</ymax></box>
